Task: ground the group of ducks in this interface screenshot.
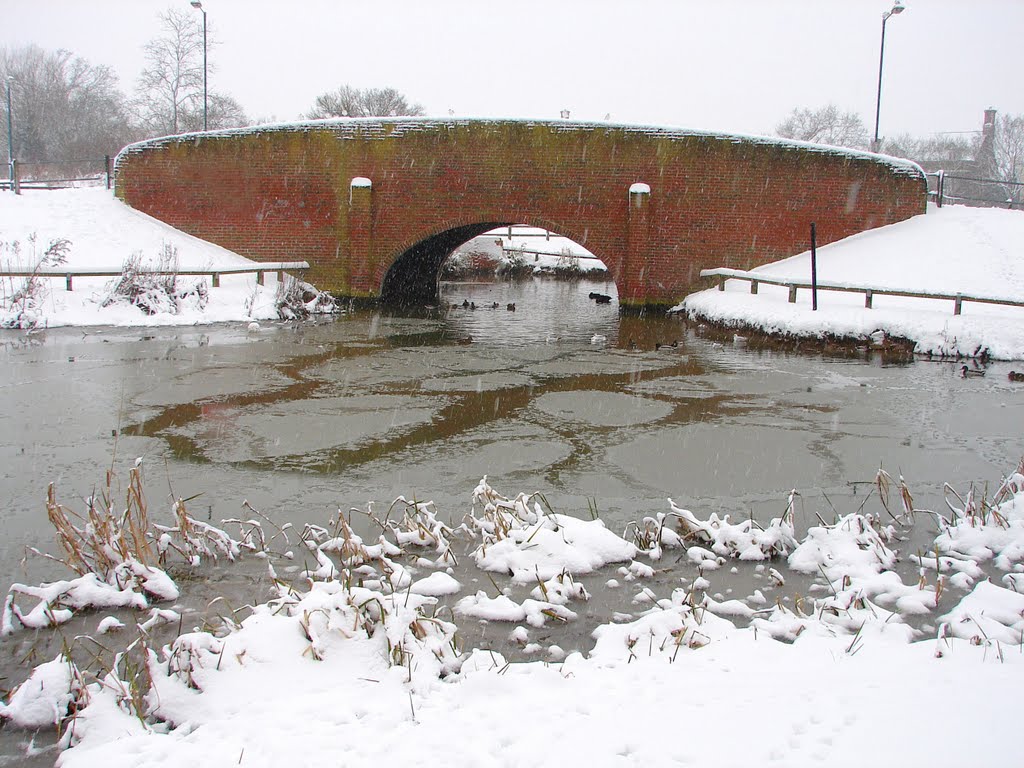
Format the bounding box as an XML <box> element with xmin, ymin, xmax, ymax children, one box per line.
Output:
<box><xmin>624</xmin><ymin>338</ymin><xmax>680</xmax><ymax>351</ymax></box>
<box><xmin>452</xmin><ymin>293</ymin><xmax>611</xmax><ymax>311</ymax></box>
<box><xmin>454</xmin><ymin>299</ymin><xmax>516</xmax><ymax>312</ymax></box>
<box><xmin>961</xmin><ymin>365</ymin><xmax>1024</xmax><ymax>382</ymax></box>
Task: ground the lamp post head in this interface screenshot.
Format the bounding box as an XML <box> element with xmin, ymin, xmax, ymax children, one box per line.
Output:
<box><xmin>190</xmin><ymin>1</ymin><xmax>203</xmax><ymax>8</ymax></box>
<box><xmin>884</xmin><ymin>2</ymin><xmax>905</xmax><ymax>20</ymax></box>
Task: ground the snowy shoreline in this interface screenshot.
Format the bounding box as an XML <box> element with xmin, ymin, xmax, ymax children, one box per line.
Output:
<box><xmin>676</xmin><ymin>204</ymin><xmax>1024</xmax><ymax>361</ymax></box>
<box><xmin>7</xmin><ymin>190</ymin><xmax>1021</xmax><ymax>361</ymax></box>
<box><xmin>0</xmin><ymin>188</ymin><xmax>335</xmax><ymax>330</ymax></box>
<box><xmin>3</xmin><ymin>466</ymin><xmax>1024</xmax><ymax>767</ymax></box>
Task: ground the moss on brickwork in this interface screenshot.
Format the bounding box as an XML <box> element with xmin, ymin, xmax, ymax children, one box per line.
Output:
<box><xmin>115</xmin><ymin>119</ymin><xmax>926</xmax><ymax>308</ymax></box>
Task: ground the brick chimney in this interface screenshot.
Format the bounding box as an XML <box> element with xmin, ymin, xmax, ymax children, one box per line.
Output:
<box><xmin>978</xmin><ymin>107</ymin><xmax>997</xmax><ymax>176</ymax></box>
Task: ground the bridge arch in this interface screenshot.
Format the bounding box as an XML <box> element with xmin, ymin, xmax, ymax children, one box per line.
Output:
<box><xmin>380</xmin><ymin>216</ymin><xmax>612</xmax><ymax>306</ymax></box>
<box><xmin>114</xmin><ymin>118</ymin><xmax>926</xmax><ymax>310</ymax></box>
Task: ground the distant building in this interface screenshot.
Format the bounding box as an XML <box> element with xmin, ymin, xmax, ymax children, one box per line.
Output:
<box><xmin>915</xmin><ymin>109</ymin><xmax>1008</xmax><ymax>208</ymax></box>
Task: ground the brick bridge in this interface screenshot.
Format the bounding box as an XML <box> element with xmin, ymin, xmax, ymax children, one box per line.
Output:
<box><xmin>114</xmin><ymin>118</ymin><xmax>926</xmax><ymax>310</ymax></box>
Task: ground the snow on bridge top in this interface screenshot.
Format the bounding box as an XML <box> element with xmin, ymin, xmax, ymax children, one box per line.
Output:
<box><xmin>114</xmin><ymin>115</ymin><xmax>926</xmax><ymax>309</ymax></box>
<box><xmin>114</xmin><ymin>116</ymin><xmax>925</xmax><ymax>180</ymax></box>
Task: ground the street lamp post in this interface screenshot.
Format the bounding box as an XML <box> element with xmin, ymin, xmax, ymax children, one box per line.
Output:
<box><xmin>5</xmin><ymin>76</ymin><xmax>14</xmax><ymax>193</ymax></box>
<box><xmin>872</xmin><ymin>1</ymin><xmax>905</xmax><ymax>153</ymax></box>
<box><xmin>190</xmin><ymin>0</ymin><xmax>208</xmax><ymax>132</ymax></box>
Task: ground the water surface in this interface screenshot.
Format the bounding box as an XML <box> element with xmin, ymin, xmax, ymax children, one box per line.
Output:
<box><xmin>1</xmin><ymin>277</ymin><xmax>1021</xmax><ymax>764</ymax></box>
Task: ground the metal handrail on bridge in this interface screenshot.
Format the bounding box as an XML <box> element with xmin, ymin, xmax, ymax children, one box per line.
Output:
<box><xmin>0</xmin><ymin>261</ymin><xmax>310</xmax><ymax>292</ymax></box>
<box><xmin>699</xmin><ymin>267</ymin><xmax>1024</xmax><ymax>316</ymax></box>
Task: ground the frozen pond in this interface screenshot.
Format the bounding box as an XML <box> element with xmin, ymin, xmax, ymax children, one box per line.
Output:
<box><xmin>2</xmin><ymin>277</ymin><xmax>1021</xmax><ymax>586</ymax></box>
<box><xmin>1</xmin><ymin>277</ymin><xmax>1022</xmax><ymax>764</ymax></box>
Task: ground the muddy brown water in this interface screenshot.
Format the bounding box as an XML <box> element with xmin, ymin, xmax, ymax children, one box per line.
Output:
<box><xmin>1</xmin><ymin>278</ymin><xmax>1022</xmax><ymax>765</ymax></box>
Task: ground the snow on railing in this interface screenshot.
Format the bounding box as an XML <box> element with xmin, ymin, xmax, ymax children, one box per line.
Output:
<box><xmin>700</xmin><ymin>267</ymin><xmax>1024</xmax><ymax>316</ymax></box>
<box><xmin>0</xmin><ymin>261</ymin><xmax>310</xmax><ymax>292</ymax></box>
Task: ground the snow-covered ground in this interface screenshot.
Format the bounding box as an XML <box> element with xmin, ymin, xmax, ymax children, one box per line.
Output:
<box><xmin>0</xmin><ymin>187</ymin><xmax>311</xmax><ymax>328</ymax></box>
<box><xmin>450</xmin><ymin>227</ymin><xmax>608</xmax><ymax>275</ymax></box>
<box><xmin>678</xmin><ymin>204</ymin><xmax>1024</xmax><ymax>360</ymax></box>
<box><xmin>3</xmin><ymin>471</ymin><xmax>1024</xmax><ymax>767</ymax></box>
<box><xmin>11</xmin><ymin>190</ymin><xmax>1020</xmax><ymax>359</ymax></box>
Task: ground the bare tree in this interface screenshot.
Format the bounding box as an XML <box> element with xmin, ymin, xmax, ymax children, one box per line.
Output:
<box><xmin>133</xmin><ymin>8</ymin><xmax>247</xmax><ymax>136</ymax></box>
<box><xmin>775</xmin><ymin>104</ymin><xmax>869</xmax><ymax>150</ymax></box>
<box><xmin>993</xmin><ymin>113</ymin><xmax>1024</xmax><ymax>205</ymax></box>
<box><xmin>305</xmin><ymin>85</ymin><xmax>425</xmax><ymax>119</ymax></box>
<box><xmin>0</xmin><ymin>45</ymin><xmax>133</xmax><ymax>163</ymax></box>
<box><xmin>887</xmin><ymin>112</ymin><xmax>1023</xmax><ymax>207</ymax></box>
<box><xmin>882</xmin><ymin>133</ymin><xmax>978</xmax><ymax>164</ymax></box>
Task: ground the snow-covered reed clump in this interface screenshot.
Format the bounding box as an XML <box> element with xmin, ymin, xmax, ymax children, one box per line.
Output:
<box><xmin>5</xmin><ymin>462</ymin><xmax>1024</xmax><ymax>767</ymax></box>
<box><xmin>2</xmin><ymin>464</ymin><xmax>264</xmax><ymax>635</ymax></box>
<box><xmin>0</xmin><ymin>233</ymin><xmax>71</xmax><ymax>330</ymax></box>
<box><xmin>929</xmin><ymin>463</ymin><xmax>1024</xmax><ymax>574</ymax></box>
<box><xmin>466</xmin><ymin>476</ymin><xmax>636</xmax><ymax>582</ymax></box>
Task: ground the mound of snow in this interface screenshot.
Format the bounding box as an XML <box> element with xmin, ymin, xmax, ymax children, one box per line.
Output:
<box><xmin>679</xmin><ymin>205</ymin><xmax>1024</xmax><ymax>359</ymax></box>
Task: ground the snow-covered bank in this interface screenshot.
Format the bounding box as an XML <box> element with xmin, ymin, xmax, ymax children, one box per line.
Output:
<box><xmin>677</xmin><ymin>205</ymin><xmax>1024</xmax><ymax>360</ymax></box>
<box><xmin>447</xmin><ymin>228</ymin><xmax>609</xmax><ymax>277</ymax></box>
<box><xmin>0</xmin><ymin>188</ymin><xmax>332</xmax><ymax>329</ymax></box>
<box><xmin>4</xmin><ymin>467</ymin><xmax>1024</xmax><ymax>767</ymax></box>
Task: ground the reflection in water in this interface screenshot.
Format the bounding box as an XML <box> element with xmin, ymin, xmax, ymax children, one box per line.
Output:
<box><xmin>2</xmin><ymin>279</ymin><xmax>1020</xmax><ymax>560</ymax></box>
<box><xmin>84</xmin><ymin>278</ymin><xmax>1016</xmax><ymax>538</ymax></box>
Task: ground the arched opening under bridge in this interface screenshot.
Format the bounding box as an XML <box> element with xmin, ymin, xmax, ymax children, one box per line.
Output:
<box><xmin>381</xmin><ymin>223</ymin><xmax>612</xmax><ymax>307</ymax></box>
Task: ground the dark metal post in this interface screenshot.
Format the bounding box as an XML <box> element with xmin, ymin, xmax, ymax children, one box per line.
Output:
<box><xmin>104</xmin><ymin>155</ymin><xmax>111</xmax><ymax>189</ymax></box>
<box><xmin>872</xmin><ymin>16</ymin><xmax>888</xmax><ymax>152</ymax></box>
<box><xmin>810</xmin><ymin>222</ymin><xmax>818</xmax><ymax>311</ymax></box>
<box><xmin>872</xmin><ymin>3</ymin><xmax>905</xmax><ymax>153</ymax></box>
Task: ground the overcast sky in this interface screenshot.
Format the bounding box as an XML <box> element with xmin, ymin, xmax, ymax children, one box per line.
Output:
<box><xmin>3</xmin><ymin>0</ymin><xmax>1022</xmax><ymax>140</ymax></box>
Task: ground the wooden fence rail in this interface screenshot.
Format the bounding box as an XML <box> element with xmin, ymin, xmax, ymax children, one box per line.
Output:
<box><xmin>700</xmin><ymin>267</ymin><xmax>1024</xmax><ymax>316</ymax></box>
<box><xmin>0</xmin><ymin>261</ymin><xmax>310</xmax><ymax>292</ymax></box>
<box><xmin>501</xmin><ymin>246</ymin><xmax>604</xmax><ymax>262</ymax></box>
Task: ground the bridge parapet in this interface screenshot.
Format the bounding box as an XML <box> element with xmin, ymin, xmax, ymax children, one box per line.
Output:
<box><xmin>115</xmin><ymin>118</ymin><xmax>926</xmax><ymax>309</ymax></box>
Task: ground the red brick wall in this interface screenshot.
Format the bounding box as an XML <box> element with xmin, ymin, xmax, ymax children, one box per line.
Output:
<box><xmin>115</xmin><ymin>119</ymin><xmax>926</xmax><ymax>309</ymax></box>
